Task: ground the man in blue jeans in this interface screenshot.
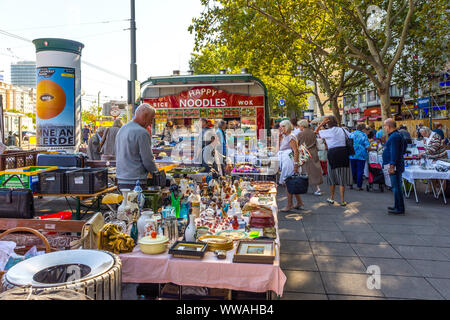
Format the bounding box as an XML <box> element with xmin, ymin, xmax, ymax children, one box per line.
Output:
<box><xmin>382</xmin><ymin>118</ymin><xmax>407</xmax><ymax>215</ymax></box>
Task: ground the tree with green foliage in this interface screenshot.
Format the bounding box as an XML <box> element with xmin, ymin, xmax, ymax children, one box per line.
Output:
<box><xmin>246</xmin><ymin>0</ymin><xmax>448</xmax><ymax>120</ymax></box>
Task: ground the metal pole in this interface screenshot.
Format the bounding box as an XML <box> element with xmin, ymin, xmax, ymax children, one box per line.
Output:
<box><xmin>129</xmin><ymin>0</ymin><xmax>137</xmax><ymax>118</ymax></box>
<box><xmin>98</xmin><ymin>91</ymin><xmax>101</xmax><ymax>117</ymax></box>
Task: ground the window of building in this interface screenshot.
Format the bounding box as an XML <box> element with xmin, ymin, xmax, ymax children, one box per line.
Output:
<box><xmin>359</xmin><ymin>93</ymin><xmax>366</xmax><ymax>104</ymax></box>
<box><xmin>368</xmin><ymin>90</ymin><xmax>376</xmax><ymax>101</ymax></box>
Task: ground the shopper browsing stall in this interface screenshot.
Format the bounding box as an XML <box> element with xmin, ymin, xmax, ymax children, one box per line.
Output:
<box><xmin>382</xmin><ymin>118</ymin><xmax>407</xmax><ymax>215</ymax></box>
<box><xmin>278</xmin><ymin>120</ymin><xmax>304</xmax><ymax>212</ymax></box>
<box><xmin>296</xmin><ymin>119</ymin><xmax>323</xmax><ymax>195</ymax></box>
<box><xmin>418</xmin><ymin>126</ymin><xmax>447</xmax><ymax>160</ymax></box>
<box><xmin>87</xmin><ymin>126</ymin><xmax>105</xmax><ymax>160</ymax></box>
<box><xmin>100</xmin><ymin>118</ymin><xmax>123</xmax><ymax>160</ymax></box>
<box><xmin>115</xmin><ymin>103</ymin><xmax>158</xmax><ymax>190</ymax></box>
<box><xmin>315</xmin><ymin>116</ymin><xmax>352</xmax><ymax>207</ymax></box>
<box><xmin>349</xmin><ymin>124</ymin><xmax>370</xmax><ymax>191</ymax></box>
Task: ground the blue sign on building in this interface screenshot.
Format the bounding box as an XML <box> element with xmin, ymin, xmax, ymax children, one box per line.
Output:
<box><xmin>417</xmin><ymin>97</ymin><xmax>430</xmax><ymax>109</ymax></box>
<box><xmin>278</xmin><ymin>99</ymin><xmax>285</xmax><ymax>107</ymax></box>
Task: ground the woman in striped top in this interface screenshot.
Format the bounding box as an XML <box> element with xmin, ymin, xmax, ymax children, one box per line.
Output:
<box><xmin>419</xmin><ymin>126</ymin><xmax>447</xmax><ymax>160</ymax></box>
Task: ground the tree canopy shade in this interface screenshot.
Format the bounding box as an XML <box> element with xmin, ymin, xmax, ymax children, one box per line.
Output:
<box><xmin>190</xmin><ymin>0</ymin><xmax>448</xmax><ymax>122</ymax></box>
<box><xmin>245</xmin><ymin>0</ymin><xmax>448</xmax><ymax>120</ymax></box>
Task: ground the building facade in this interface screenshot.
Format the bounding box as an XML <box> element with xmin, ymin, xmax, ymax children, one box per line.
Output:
<box><xmin>10</xmin><ymin>61</ymin><xmax>36</xmax><ymax>88</ymax></box>
<box><xmin>342</xmin><ymin>73</ymin><xmax>449</xmax><ymax>127</ymax></box>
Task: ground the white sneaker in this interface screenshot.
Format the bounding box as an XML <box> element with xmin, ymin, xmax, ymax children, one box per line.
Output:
<box><xmin>314</xmin><ymin>191</ymin><xmax>323</xmax><ymax>196</ymax></box>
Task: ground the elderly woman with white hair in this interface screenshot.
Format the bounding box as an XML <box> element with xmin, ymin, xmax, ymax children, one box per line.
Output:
<box><xmin>297</xmin><ymin>119</ymin><xmax>324</xmax><ymax>195</ymax></box>
<box><xmin>419</xmin><ymin>126</ymin><xmax>447</xmax><ymax>160</ymax></box>
<box><xmin>278</xmin><ymin>119</ymin><xmax>304</xmax><ymax>211</ymax></box>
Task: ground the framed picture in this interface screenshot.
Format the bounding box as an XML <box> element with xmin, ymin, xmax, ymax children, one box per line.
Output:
<box><xmin>168</xmin><ymin>241</ymin><xmax>208</xmax><ymax>259</ymax></box>
<box><xmin>232</xmin><ymin>240</ymin><xmax>275</xmax><ymax>264</ymax></box>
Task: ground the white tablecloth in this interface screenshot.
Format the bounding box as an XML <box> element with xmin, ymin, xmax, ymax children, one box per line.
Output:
<box><xmin>402</xmin><ymin>166</ymin><xmax>450</xmax><ymax>184</ymax></box>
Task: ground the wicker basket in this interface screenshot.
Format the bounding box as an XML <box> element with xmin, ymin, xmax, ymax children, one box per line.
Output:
<box><xmin>0</xmin><ymin>227</ymin><xmax>57</xmax><ymax>278</ymax></box>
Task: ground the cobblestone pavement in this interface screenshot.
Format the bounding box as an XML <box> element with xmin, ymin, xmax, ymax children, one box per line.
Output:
<box><xmin>276</xmin><ymin>180</ymin><xmax>450</xmax><ymax>300</ymax></box>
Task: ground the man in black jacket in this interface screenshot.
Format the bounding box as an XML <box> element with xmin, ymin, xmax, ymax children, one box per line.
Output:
<box><xmin>382</xmin><ymin>119</ymin><xmax>407</xmax><ymax>214</ymax></box>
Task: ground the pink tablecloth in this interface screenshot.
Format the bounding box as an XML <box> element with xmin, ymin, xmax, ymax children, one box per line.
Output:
<box><xmin>119</xmin><ymin>243</ymin><xmax>286</xmax><ymax>296</ymax></box>
<box><xmin>119</xmin><ymin>195</ymin><xmax>286</xmax><ymax>296</ymax></box>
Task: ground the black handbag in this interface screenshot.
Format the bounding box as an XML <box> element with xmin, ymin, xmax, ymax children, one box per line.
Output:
<box><xmin>0</xmin><ymin>188</ymin><xmax>35</xmax><ymax>219</ymax></box>
<box><xmin>342</xmin><ymin>128</ymin><xmax>355</xmax><ymax>156</ymax></box>
<box><xmin>285</xmin><ymin>173</ymin><xmax>309</xmax><ymax>194</ymax></box>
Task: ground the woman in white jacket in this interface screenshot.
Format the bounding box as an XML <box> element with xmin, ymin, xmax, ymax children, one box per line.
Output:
<box><xmin>278</xmin><ymin>120</ymin><xmax>304</xmax><ymax>211</ymax></box>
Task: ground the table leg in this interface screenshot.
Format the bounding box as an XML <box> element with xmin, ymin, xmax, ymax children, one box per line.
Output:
<box><xmin>179</xmin><ymin>285</ymin><xmax>182</xmax><ymax>300</ymax></box>
<box><xmin>266</xmin><ymin>290</ymin><xmax>272</xmax><ymax>300</ymax></box>
<box><xmin>439</xmin><ymin>180</ymin><xmax>447</xmax><ymax>204</ymax></box>
<box><xmin>412</xmin><ymin>180</ymin><xmax>419</xmax><ymax>203</ymax></box>
<box><xmin>75</xmin><ymin>197</ymin><xmax>81</xmax><ymax>220</ymax></box>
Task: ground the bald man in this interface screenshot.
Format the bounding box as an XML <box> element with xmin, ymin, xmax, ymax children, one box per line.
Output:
<box><xmin>382</xmin><ymin>118</ymin><xmax>407</xmax><ymax>214</ymax></box>
<box><xmin>115</xmin><ymin>103</ymin><xmax>158</xmax><ymax>189</ymax></box>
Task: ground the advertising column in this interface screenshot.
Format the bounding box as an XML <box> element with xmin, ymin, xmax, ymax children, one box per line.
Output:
<box><xmin>32</xmin><ymin>38</ymin><xmax>84</xmax><ymax>152</ymax></box>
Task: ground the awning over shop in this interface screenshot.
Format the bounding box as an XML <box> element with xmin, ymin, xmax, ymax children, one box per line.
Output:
<box><xmin>368</xmin><ymin>116</ymin><xmax>381</xmax><ymax>121</ymax></box>
<box><xmin>357</xmin><ymin>115</ymin><xmax>369</xmax><ymax>122</ymax></box>
<box><xmin>364</xmin><ymin>107</ymin><xmax>381</xmax><ymax>117</ymax></box>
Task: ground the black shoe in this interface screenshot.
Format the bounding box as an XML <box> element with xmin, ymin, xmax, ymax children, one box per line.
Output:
<box><xmin>388</xmin><ymin>209</ymin><xmax>405</xmax><ymax>215</ymax></box>
<box><xmin>388</xmin><ymin>206</ymin><xmax>395</xmax><ymax>211</ymax></box>
<box><xmin>349</xmin><ymin>185</ymin><xmax>353</xmax><ymax>190</ymax></box>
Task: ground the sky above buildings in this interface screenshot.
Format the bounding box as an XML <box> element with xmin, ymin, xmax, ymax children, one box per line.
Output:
<box><xmin>0</xmin><ymin>0</ymin><xmax>204</xmax><ymax>107</ymax></box>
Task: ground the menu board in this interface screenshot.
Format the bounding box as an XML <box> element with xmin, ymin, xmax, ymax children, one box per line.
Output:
<box><xmin>168</xmin><ymin>109</ymin><xmax>184</xmax><ymax>117</ymax></box>
<box><xmin>156</xmin><ymin>109</ymin><xmax>168</xmax><ymax>119</ymax></box>
<box><xmin>184</xmin><ymin>108</ymin><xmax>200</xmax><ymax>118</ymax></box>
<box><xmin>223</xmin><ymin>108</ymin><xmax>240</xmax><ymax>118</ymax></box>
<box><xmin>200</xmin><ymin>108</ymin><xmax>208</xmax><ymax>118</ymax></box>
<box><xmin>241</xmin><ymin>107</ymin><xmax>256</xmax><ymax>117</ymax></box>
<box><xmin>208</xmin><ymin>108</ymin><xmax>223</xmax><ymax>118</ymax></box>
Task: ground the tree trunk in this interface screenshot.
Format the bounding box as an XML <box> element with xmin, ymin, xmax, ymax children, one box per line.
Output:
<box><xmin>378</xmin><ymin>85</ymin><xmax>391</xmax><ymax>121</ymax></box>
<box><xmin>330</xmin><ymin>96</ymin><xmax>342</xmax><ymax>125</ymax></box>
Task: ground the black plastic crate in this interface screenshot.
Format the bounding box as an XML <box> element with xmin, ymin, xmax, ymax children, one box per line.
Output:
<box><xmin>38</xmin><ymin>168</ymin><xmax>77</xmax><ymax>194</ymax></box>
<box><xmin>66</xmin><ymin>168</ymin><xmax>108</xmax><ymax>194</ymax></box>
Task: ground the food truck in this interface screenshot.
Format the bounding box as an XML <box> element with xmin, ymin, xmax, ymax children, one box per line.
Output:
<box><xmin>140</xmin><ymin>70</ymin><xmax>269</xmax><ymax>138</ymax></box>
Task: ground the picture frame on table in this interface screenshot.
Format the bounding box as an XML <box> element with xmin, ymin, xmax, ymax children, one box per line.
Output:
<box><xmin>168</xmin><ymin>241</ymin><xmax>208</xmax><ymax>259</ymax></box>
<box><xmin>232</xmin><ymin>240</ymin><xmax>275</xmax><ymax>264</ymax></box>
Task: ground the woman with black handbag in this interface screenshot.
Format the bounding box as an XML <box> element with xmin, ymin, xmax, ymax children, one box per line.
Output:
<box><xmin>315</xmin><ymin>116</ymin><xmax>352</xmax><ymax>206</ymax></box>
<box><xmin>278</xmin><ymin>120</ymin><xmax>305</xmax><ymax>212</ymax></box>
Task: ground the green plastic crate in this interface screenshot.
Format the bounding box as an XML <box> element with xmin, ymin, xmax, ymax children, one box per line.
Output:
<box><xmin>0</xmin><ymin>166</ymin><xmax>58</xmax><ymax>192</ymax></box>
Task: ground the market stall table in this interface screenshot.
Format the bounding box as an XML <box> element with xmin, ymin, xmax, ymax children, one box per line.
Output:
<box><xmin>34</xmin><ymin>185</ymin><xmax>118</xmax><ymax>220</ymax></box>
<box><xmin>119</xmin><ymin>189</ymin><xmax>286</xmax><ymax>299</ymax></box>
<box><xmin>402</xmin><ymin>166</ymin><xmax>450</xmax><ymax>204</ymax></box>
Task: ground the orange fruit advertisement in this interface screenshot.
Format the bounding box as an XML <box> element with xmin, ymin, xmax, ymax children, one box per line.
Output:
<box><xmin>36</xmin><ymin>79</ymin><xmax>67</xmax><ymax>119</ymax></box>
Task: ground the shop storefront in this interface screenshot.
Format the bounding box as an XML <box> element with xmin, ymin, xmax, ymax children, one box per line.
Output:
<box><xmin>141</xmin><ymin>74</ymin><xmax>269</xmax><ymax>138</ymax></box>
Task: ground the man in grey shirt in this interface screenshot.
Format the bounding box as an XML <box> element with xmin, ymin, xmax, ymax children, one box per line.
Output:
<box><xmin>115</xmin><ymin>103</ymin><xmax>158</xmax><ymax>189</ymax></box>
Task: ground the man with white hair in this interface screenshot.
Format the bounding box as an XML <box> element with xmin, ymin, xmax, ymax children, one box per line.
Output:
<box><xmin>87</xmin><ymin>126</ymin><xmax>105</xmax><ymax>160</ymax></box>
<box><xmin>115</xmin><ymin>103</ymin><xmax>158</xmax><ymax>189</ymax></box>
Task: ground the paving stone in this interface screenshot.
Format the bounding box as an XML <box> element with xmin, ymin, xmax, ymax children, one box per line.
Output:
<box><xmin>370</xmin><ymin>223</ymin><xmax>414</xmax><ymax>234</ymax></box>
<box><xmin>359</xmin><ymin>257</ymin><xmax>420</xmax><ymax>277</ymax></box>
<box><xmin>306</xmin><ymin>230</ymin><xmax>347</xmax><ymax>243</ymax></box>
<box><xmin>419</xmin><ymin>236</ymin><xmax>450</xmax><ymax>248</ymax></box>
<box><xmin>343</xmin><ymin>232</ymin><xmax>389</xmax><ymax>245</ymax></box>
<box><xmin>315</xmin><ymin>256</ymin><xmax>366</xmax><ymax>274</ymax></box>
<box><xmin>437</xmin><ymin>247</ymin><xmax>450</xmax><ymax>260</ymax></box>
<box><xmin>351</xmin><ymin>244</ymin><xmax>402</xmax><ymax>259</ymax></box>
<box><xmin>380</xmin><ymin>276</ymin><xmax>444</xmax><ymax>300</ymax></box>
<box><xmin>283</xmin><ymin>271</ymin><xmax>326</xmax><ymax>294</ymax></box>
<box><xmin>426</xmin><ymin>278</ymin><xmax>450</xmax><ymax>300</ymax></box>
<box><xmin>280</xmin><ymin>292</ymin><xmax>328</xmax><ymax>300</ymax></box>
<box><xmin>320</xmin><ymin>272</ymin><xmax>384</xmax><ymax>297</ymax></box>
<box><xmin>380</xmin><ymin>233</ymin><xmax>430</xmax><ymax>246</ymax></box>
<box><xmin>394</xmin><ymin>245</ymin><xmax>450</xmax><ymax>261</ymax></box>
<box><xmin>310</xmin><ymin>242</ymin><xmax>357</xmax><ymax>257</ymax></box>
<box><xmin>302</xmin><ymin>221</ymin><xmax>340</xmax><ymax>232</ymax></box>
<box><xmin>336</xmin><ymin>222</ymin><xmax>375</xmax><ymax>232</ymax></box>
<box><xmin>280</xmin><ymin>254</ymin><xmax>318</xmax><ymax>271</ymax></box>
<box><xmin>408</xmin><ymin>225</ymin><xmax>450</xmax><ymax>236</ymax></box>
<box><xmin>278</xmin><ymin>226</ymin><xmax>308</xmax><ymax>241</ymax></box>
<box><xmin>280</xmin><ymin>240</ymin><xmax>312</xmax><ymax>255</ymax></box>
<box><xmin>407</xmin><ymin>260</ymin><xmax>450</xmax><ymax>278</ymax></box>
